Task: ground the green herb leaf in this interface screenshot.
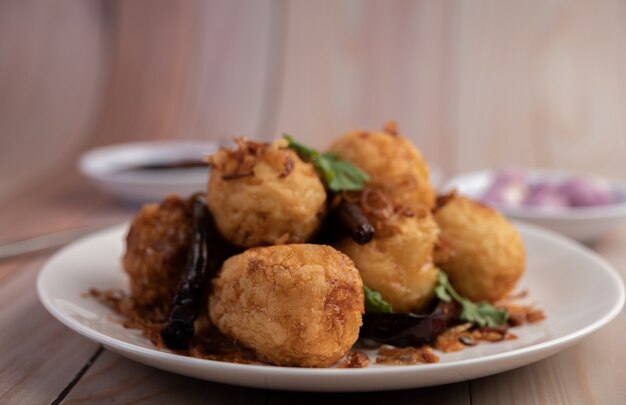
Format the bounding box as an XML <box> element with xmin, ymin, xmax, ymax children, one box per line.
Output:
<box><xmin>434</xmin><ymin>282</ymin><xmax>452</xmax><ymax>303</ymax></box>
<box><xmin>434</xmin><ymin>271</ymin><xmax>508</xmax><ymax>327</ymax></box>
<box><xmin>284</xmin><ymin>134</ymin><xmax>370</xmax><ymax>192</ymax></box>
<box><xmin>327</xmin><ymin>158</ymin><xmax>370</xmax><ymax>191</ymax></box>
<box><xmin>283</xmin><ymin>135</ymin><xmax>319</xmax><ymax>160</ymax></box>
<box><xmin>364</xmin><ymin>285</ymin><xmax>393</xmax><ymax>314</ymax></box>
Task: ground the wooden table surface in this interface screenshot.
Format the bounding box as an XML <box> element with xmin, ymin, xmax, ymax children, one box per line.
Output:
<box><xmin>2</xmin><ymin>167</ymin><xmax>626</xmax><ymax>405</ymax></box>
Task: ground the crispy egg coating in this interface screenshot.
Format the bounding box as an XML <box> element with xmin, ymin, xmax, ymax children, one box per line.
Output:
<box><xmin>123</xmin><ymin>195</ymin><xmax>192</xmax><ymax>316</ymax></box>
<box><xmin>209</xmin><ymin>244</ymin><xmax>364</xmax><ymax>368</ymax></box>
<box><xmin>328</xmin><ymin>122</ymin><xmax>435</xmax><ymax>210</ymax></box>
<box><xmin>434</xmin><ymin>196</ymin><xmax>525</xmax><ymax>303</ymax></box>
<box><xmin>336</xmin><ymin>203</ymin><xmax>440</xmax><ymax>313</ymax></box>
<box><xmin>207</xmin><ymin>139</ymin><xmax>326</xmax><ymax>248</ymax></box>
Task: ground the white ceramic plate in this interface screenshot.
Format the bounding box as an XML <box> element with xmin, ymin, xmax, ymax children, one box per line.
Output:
<box><xmin>78</xmin><ymin>141</ymin><xmax>218</xmax><ymax>203</ymax></box>
<box><xmin>37</xmin><ymin>223</ymin><xmax>624</xmax><ymax>392</ymax></box>
<box><xmin>445</xmin><ymin>169</ymin><xmax>626</xmax><ymax>242</ymax></box>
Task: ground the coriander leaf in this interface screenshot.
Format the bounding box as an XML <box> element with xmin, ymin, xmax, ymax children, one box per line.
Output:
<box><xmin>284</xmin><ymin>135</ymin><xmax>370</xmax><ymax>192</ymax></box>
<box><xmin>315</xmin><ymin>155</ymin><xmax>335</xmax><ymax>185</ymax></box>
<box><xmin>283</xmin><ymin>134</ymin><xmax>319</xmax><ymax>160</ymax></box>
<box><xmin>326</xmin><ymin>159</ymin><xmax>368</xmax><ymax>191</ymax></box>
<box><xmin>434</xmin><ymin>282</ymin><xmax>452</xmax><ymax>302</ymax></box>
<box><xmin>435</xmin><ymin>271</ymin><xmax>508</xmax><ymax>327</ymax></box>
<box><xmin>323</xmin><ymin>151</ymin><xmax>340</xmax><ymax>159</ymax></box>
<box><xmin>468</xmin><ymin>303</ymin><xmax>509</xmax><ymax>327</ymax></box>
<box><xmin>364</xmin><ymin>285</ymin><xmax>393</xmax><ymax>314</ymax></box>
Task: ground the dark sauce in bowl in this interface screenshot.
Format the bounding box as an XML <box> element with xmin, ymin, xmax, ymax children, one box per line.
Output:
<box><xmin>114</xmin><ymin>160</ymin><xmax>209</xmax><ymax>174</ymax></box>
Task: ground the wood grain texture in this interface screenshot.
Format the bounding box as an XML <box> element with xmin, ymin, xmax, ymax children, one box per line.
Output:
<box><xmin>0</xmin><ymin>256</ymin><xmax>99</xmax><ymax>404</ymax></box>
<box><xmin>0</xmin><ymin>168</ymin><xmax>135</xmax><ymax>404</ymax></box>
<box><xmin>1</xmin><ymin>1</ymin><xmax>626</xmax><ymax>403</ymax></box>
<box><xmin>470</xmin><ymin>318</ymin><xmax>626</xmax><ymax>405</ymax></box>
<box><xmin>3</xmin><ymin>0</ymin><xmax>626</xmax><ymax>197</ymax></box>
<box><xmin>92</xmin><ymin>0</ymin><xmax>277</xmax><ymax>147</ymax></box>
<box><xmin>0</xmin><ymin>0</ymin><xmax>111</xmax><ymax>202</ymax></box>
<box><xmin>0</xmin><ymin>168</ymin><xmax>134</xmax><ymax>244</ymax></box>
<box><xmin>449</xmin><ymin>0</ymin><xmax>626</xmax><ymax>177</ymax></box>
<box><xmin>62</xmin><ymin>350</ymin><xmax>268</xmax><ymax>405</ymax></box>
<box><xmin>357</xmin><ymin>0</ymin><xmax>452</xmax><ymax>169</ymax></box>
<box><xmin>274</xmin><ymin>0</ymin><xmax>453</xmax><ymax>169</ymax></box>
<box><xmin>272</xmin><ymin>0</ymin><xmax>363</xmax><ymax>147</ymax></box>
<box><xmin>267</xmin><ymin>383</ymin><xmax>469</xmax><ymax>405</ymax></box>
<box><xmin>62</xmin><ymin>342</ymin><xmax>468</xmax><ymax>404</ymax></box>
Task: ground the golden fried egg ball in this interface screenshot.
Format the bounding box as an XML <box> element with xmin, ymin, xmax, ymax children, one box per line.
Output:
<box><xmin>123</xmin><ymin>195</ymin><xmax>192</xmax><ymax>317</ymax></box>
<box><xmin>207</xmin><ymin>139</ymin><xmax>326</xmax><ymax>248</ymax></box>
<box><xmin>328</xmin><ymin>122</ymin><xmax>435</xmax><ymax>210</ymax></box>
<box><xmin>209</xmin><ymin>244</ymin><xmax>364</xmax><ymax>368</ymax></box>
<box><xmin>336</xmin><ymin>201</ymin><xmax>440</xmax><ymax>313</ymax></box>
<box><xmin>434</xmin><ymin>196</ymin><xmax>525</xmax><ymax>303</ymax></box>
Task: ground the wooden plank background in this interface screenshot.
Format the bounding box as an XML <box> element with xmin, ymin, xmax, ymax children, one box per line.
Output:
<box><xmin>1</xmin><ymin>0</ymin><xmax>625</xmax><ymax>202</ymax></box>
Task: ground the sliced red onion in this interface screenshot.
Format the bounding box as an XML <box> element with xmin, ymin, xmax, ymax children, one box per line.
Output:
<box><xmin>482</xmin><ymin>170</ymin><xmax>616</xmax><ymax>209</ymax></box>
<box><xmin>526</xmin><ymin>184</ymin><xmax>569</xmax><ymax>209</ymax></box>
<box><xmin>482</xmin><ymin>169</ymin><xmax>529</xmax><ymax>206</ymax></box>
<box><xmin>559</xmin><ymin>178</ymin><xmax>613</xmax><ymax>207</ymax></box>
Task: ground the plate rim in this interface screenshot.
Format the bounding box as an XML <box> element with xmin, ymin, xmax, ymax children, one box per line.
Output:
<box><xmin>36</xmin><ymin>221</ymin><xmax>626</xmax><ymax>380</ymax></box>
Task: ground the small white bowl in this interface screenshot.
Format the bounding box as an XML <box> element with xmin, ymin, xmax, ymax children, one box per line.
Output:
<box><xmin>444</xmin><ymin>169</ymin><xmax>626</xmax><ymax>242</ymax></box>
<box><xmin>78</xmin><ymin>141</ymin><xmax>219</xmax><ymax>203</ymax></box>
